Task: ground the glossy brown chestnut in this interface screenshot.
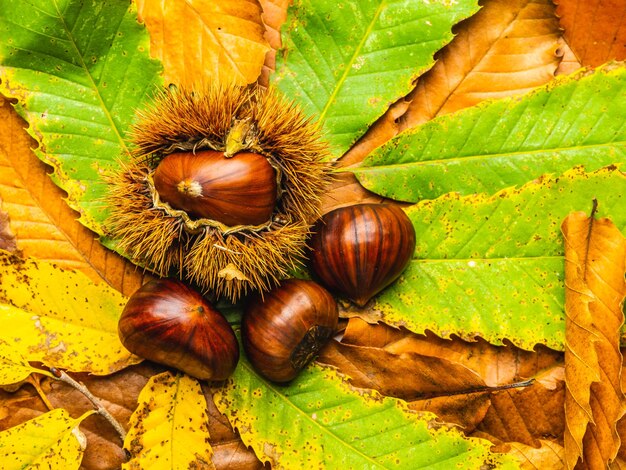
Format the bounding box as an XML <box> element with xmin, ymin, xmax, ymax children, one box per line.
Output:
<box><xmin>309</xmin><ymin>203</ymin><xmax>416</xmax><ymax>307</ymax></box>
<box><xmin>118</xmin><ymin>278</ymin><xmax>239</xmax><ymax>381</ymax></box>
<box><xmin>153</xmin><ymin>150</ymin><xmax>277</xmax><ymax>226</ymax></box>
<box><xmin>242</xmin><ymin>279</ymin><xmax>338</xmax><ymax>383</ymax></box>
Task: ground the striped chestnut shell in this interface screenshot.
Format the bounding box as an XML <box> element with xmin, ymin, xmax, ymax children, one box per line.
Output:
<box><xmin>153</xmin><ymin>150</ymin><xmax>277</xmax><ymax>226</ymax></box>
<box><xmin>242</xmin><ymin>279</ymin><xmax>338</xmax><ymax>383</ymax></box>
<box><xmin>118</xmin><ymin>278</ymin><xmax>239</xmax><ymax>381</ymax></box>
<box><xmin>309</xmin><ymin>203</ymin><xmax>416</xmax><ymax>307</ymax></box>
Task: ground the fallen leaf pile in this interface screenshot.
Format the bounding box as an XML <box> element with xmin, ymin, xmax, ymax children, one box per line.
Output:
<box><xmin>1</xmin><ymin>0</ymin><xmax>626</xmax><ymax>468</ymax></box>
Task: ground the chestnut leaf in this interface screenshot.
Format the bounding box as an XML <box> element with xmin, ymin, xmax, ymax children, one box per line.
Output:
<box><xmin>369</xmin><ymin>166</ymin><xmax>626</xmax><ymax>351</ymax></box>
<box><xmin>0</xmin><ymin>408</ymin><xmax>93</xmax><ymax>469</ymax></box>
<box><xmin>123</xmin><ymin>371</ymin><xmax>214</xmax><ymax>469</ymax></box>
<box><xmin>136</xmin><ymin>0</ymin><xmax>270</xmax><ymax>87</ymax></box>
<box><xmin>214</xmin><ymin>358</ymin><xmax>521</xmax><ymax>469</ymax></box>
<box><xmin>354</xmin><ymin>64</ymin><xmax>626</xmax><ymax>202</ymax></box>
<box><xmin>0</xmin><ymin>251</ymin><xmax>140</xmax><ymax>375</ymax></box>
<box><xmin>0</xmin><ymin>339</ymin><xmax>50</xmax><ymax>386</ymax></box>
<box><xmin>272</xmin><ymin>0</ymin><xmax>480</xmax><ymax>158</ymax></box>
<box><xmin>0</xmin><ymin>0</ymin><xmax>163</xmax><ymax>234</ymax></box>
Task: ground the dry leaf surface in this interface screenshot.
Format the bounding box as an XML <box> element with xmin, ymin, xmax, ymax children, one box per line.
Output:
<box><xmin>561</xmin><ymin>210</ymin><xmax>626</xmax><ymax>469</ymax></box>
<box><xmin>555</xmin><ymin>0</ymin><xmax>626</xmax><ymax>67</ymax></box>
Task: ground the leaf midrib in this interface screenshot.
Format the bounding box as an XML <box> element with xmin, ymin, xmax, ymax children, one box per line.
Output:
<box><xmin>356</xmin><ymin>140</ymin><xmax>626</xmax><ymax>171</ymax></box>
<box><xmin>52</xmin><ymin>0</ymin><xmax>128</xmax><ymax>155</ymax></box>
<box><xmin>411</xmin><ymin>255</ymin><xmax>563</xmax><ymax>263</ymax></box>
<box><xmin>318</xmin><ymin>0</ymin><xmax>387</xmax><ymax>123</ymax></box>
<box><xmin>241</xmin><ymin>361</ymin><xmax>389</xmax><ymax>468</ymax></box>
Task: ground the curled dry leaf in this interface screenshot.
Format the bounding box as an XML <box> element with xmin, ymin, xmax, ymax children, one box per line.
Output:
<box><xmin>341</xmin><ymin>0</ymin><xmax>562</xmax><ymax>166</ymax></box>
<box><xmin>137</xmin><ymin>0</ymin><xmax>270</xmax><ymax>87</ymax></box>
<box><xmin>555</xmin><ymin>0</ymin><xmax>626</xmax><ymax>67</ymax></box>
<box><xmin>561</xmin><ymin>210</ymin><xmax>626</xmax><ymax>469</ymax></box>
<box><xmin>555</xmin><ymin>36</ymin><xmax>583</xmax><ymax>76</ymax></box>
<box><xmin>0</xmin><ymin>98</ymin><xmax>148</xmax><ymax>296</ymax></box>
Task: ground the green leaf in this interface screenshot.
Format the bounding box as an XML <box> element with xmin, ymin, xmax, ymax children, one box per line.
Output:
<box><xmin>354</xmin><ymin>64</ymin><xmax>626</xmax><ymax>202</ymax></box>
<box><xmin>372</xmin><ymin>166</ymin><xmax>626</xmax><ymax>350</ymax></box>
<box><xmin>0</xmin><ymin>251</ymin><xmax>139</xmax><ymax>374</ymax></box>
<box><xmin>0</xmin><ymin>409</ymin><xmax>93</xmax><ymax>470</ymax></box>
<box><xmin>214</xmin><ymin>357</ymin><xmax>520</xmax><ymax>469</ymax></box>
<box><xmin>0</xmin><ymin>0</ymin><xmax>163</xmax><ymax>233</ymax></box>
<box><xmin>123</xmin><ymin>372</ymin><xmax>214</xmax><ymax>469</ymax></box>
<box><xmin>273</xmin><ymin>0</ymin><xmax>479</xmax><ymax>157</ymax></box>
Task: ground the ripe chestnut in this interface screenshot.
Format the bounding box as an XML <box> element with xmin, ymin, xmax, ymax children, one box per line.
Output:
<box><xmin>310</xmin><ymin>203</ymin><xmax>416</xmax><ymax>307</ymax></box>
<box><xmin>118</xmin><ymin>278</ymin><xmax>239</xmax><ymax>381</ymax></box>
<box><xmin>153</xmin><ymin>150</ymin><xmax>277</xmax><ymax>226</ymax></box>
<box><xmin>242</xmin><ymin>279</ymin><xmax>338</xmax><ymax>383</ymax></box>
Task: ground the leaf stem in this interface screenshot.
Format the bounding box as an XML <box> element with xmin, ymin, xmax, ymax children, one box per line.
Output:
<box><xmin>50</xmin><ymin>367</ymin><xmax>126</xmax><ymax>442</ymax></box>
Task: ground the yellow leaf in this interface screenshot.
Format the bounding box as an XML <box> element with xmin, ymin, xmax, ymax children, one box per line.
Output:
<box><xmin>137</xmin><ymin>0</ymin><xmax>270</xmax><ymax>87</ymax></box>
<box><xmin>0</xmin><ymin>251</ymin><xmax>140</xmax><ymax>375</ymax></box>
<box><xmin>561</xmin><ymin>211</ymin><xmax>626</xmax><ymax>469</ymax></box>
<box><xmin>0</xmin><ymin>408</ymin><xmax>93</xmax><ymax>470</ymax></box>
<box><xmin>0</xmin><ymin>339</ymin><xmax>49</xmax><ymax>386</ymax></box>
<box><xmin>123</xmin><ymin>371</ymin><xmax>214</xmax><ymax>469</ymax></box>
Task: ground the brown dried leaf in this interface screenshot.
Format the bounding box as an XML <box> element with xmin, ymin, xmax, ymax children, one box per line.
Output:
<box><xmin>561</xmin><ymin>211</ymin><xmax>626</xmax><ymax>469</ymax></box>
<box><xmin>340</xmin><ymin>318</ymin><xmax>563</xmax><ymax>387</ymax></box>
<box><xmin>473</xmin><ymin>379</ymin><xmax>565</xmax><ymax>447</ymax></box>
<box><xmin>0</xmin><ymin>98</ymin><xmax>148</xmax><ymax>296</ymax></box>
<box><xmin>408</xmin><ymin>392</ymin><xmax>492</xmax><ymax>433</ymax></box>
<box><xmin>137</xmin><ymin>0</ymin><xmax>270</xmax><ymax>87</ymax></box>
<box><xmin>555</xmin><ymin>0</ymin><xmax>626</xmax><ymax>67</ymax></box>
<box><xmin>317</xmin><ymin>339</ymin><xmax>486</xmax><ymax>400</ymax></box>
<box><xmin>341</xmin><ymin>0</ymin><xmax>562</xmax><ymax>166</ymax></box>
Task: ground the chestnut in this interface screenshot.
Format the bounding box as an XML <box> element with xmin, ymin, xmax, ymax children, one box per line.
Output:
<box><xmin>242</xmin><ymin>279</ymin><xmax>338</xmax><ymax>383</ymax></box>
<box><xmin>118</xmin><ymin>278</ymin><xmax>239</xmax><ymax>381</ymax></box>
<box><xmin>309</xmin><ymin>203</ymin><xmax>416</xmax><ymax>307</ymax></box>
<box><xmin>152</xmin><ymin>149</ymin><xmax>277</xmax><ymax>226</ymax></box>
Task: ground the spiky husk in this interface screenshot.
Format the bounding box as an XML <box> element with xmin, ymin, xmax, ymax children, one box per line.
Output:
<box><xmin>105</xmin><ymin>84</ymin><xmax>332</xmax><ymax>301</ymax></box>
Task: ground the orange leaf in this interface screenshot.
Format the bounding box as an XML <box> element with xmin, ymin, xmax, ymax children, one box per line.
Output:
<box><xmin>561</xmin><ymin>210</ymin><xmax>626</xmax><ymax>469</ymax></box>
<box><xmin>555</xmin><ymin>0</ymin><xmax>626</xmax><ymax>67</ymax></box>
<box><xmin>137</xmin><ymin>0</ymin><xmax>270</xmax><ymax>87</ymax></box>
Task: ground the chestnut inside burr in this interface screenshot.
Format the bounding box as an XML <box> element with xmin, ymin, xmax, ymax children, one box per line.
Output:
<box><xmin>152</xmin><ymin>150</ymin><xmax>279</xmax><ymax>227</ymax></box>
